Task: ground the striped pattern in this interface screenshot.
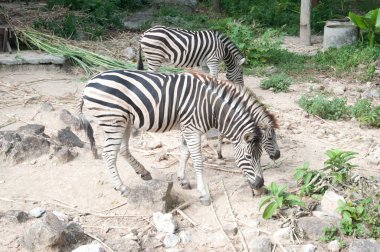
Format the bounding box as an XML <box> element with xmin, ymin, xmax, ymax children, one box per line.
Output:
<box><xmin>139</xmin><ymin>26</ymin><xmax>245</xmax><ymax>85</ymax></box>
<box><xmin>78</xmin><ymin>70</ymin><xmax>277</xmax><ymax>205</ymax></box>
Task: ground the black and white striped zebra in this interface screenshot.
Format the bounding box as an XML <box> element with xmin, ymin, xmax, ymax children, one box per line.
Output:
<box><xmin>138</xmin><ymin>25</ymin><xmax>245</xmax><ymax>85</ymax></box>
<box><xmin>78</xmin><ymin>70</ymin><xmax>276</xmax><ymax>205</ymax></box>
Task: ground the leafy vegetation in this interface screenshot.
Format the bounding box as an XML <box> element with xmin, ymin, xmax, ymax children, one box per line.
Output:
<box><xmin>258</xmin><ymin>182</ymin><xmax>305</xmax><ymax>219</ymax></box>
<box><xmin>349</xmin><ymin>8</ymin><xmax>380</xmax><ymax>47</ymax></box>
<box><xmin>321</xmin><ymin>226</ymin><xmax>339</xmax><ymax>242</ymax></box>
<box><xmin>260</xmin><ymin>73</ymin><xmax>292</xmax><ymax>92</ymax></box>
<box><xmin>352</xmin><ymin>99</ymin><xmax>380</xmax><ymax>127</ymax></box>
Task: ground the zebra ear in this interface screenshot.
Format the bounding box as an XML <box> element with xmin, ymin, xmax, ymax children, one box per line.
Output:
<box><xmin>243</xmin><ymin>132</ymin><xmax>254</xmax><ymax>143</ymax></box>
<box><xmin>239</xmin><ymin>58</ymin><xmax>245</xmax><ymax>65</ymax></box>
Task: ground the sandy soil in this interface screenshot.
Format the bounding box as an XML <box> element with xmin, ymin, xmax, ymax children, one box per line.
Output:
<box><xmin>0</xmin><ymin>64</ymin><xmax>379</xmax><ymax>252</ymax></box>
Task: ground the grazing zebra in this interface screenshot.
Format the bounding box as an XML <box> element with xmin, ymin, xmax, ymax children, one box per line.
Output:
<box><xmin>138</xmin><ymin>25</ymin><xmax>245</xmax><ymax>85</ymax></box>
<box><xmin>78</xmin><ymin>70</ymin><xmax>270</xmax><ymax>205</ymax></box>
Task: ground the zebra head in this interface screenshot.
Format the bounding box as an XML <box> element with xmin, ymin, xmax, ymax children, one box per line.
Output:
<box><xmin>233</xmin><ymin>124</ymin><xmax>264</xmax><ymax>190</ymax></box>
<box><xmin>226</xmin><ymin>56</ymin><xmax>245</xmax><ymax>86</ymax></box>
<box><xmin>260</xmin><ymin>125</ymin><xmax>281</xmax><ymax>161</ymax></box>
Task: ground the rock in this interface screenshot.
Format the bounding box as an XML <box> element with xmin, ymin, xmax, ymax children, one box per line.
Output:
<box><xmin>332</xmin><ymin>85</ymin><xmax>346</xmax><ymax>95</ymax></box>
<box><xmin>362</xmin><ymin>88</ymin><xmax>380</xmax><ymax>99</ymax></box>
<box><xmin>0</xmin><ymin>131</ymin><xmax>50</xmax><ymax>164</ymax></box>
<box><xmin>55</xmin><ymin>146</ymin><xmax>77</xmax><ymax>163</ymax></box>
<box><xmin>121</xmin><ymin>47</ymin><xmax>136</xmax><ymax>61</ymax></box>
<box><xmin>303</xmin><ymin>243</ymin><xmax>317</xmax><ymax>252</ymax></box>
<box><xmin>29</xmin><ymin>207</ymin><xmax>46</xmax><ymax>218</ymax></box>
<box><xmin>321</xmin><ymin>191</ymin><xmax>345</xmax><ymax>218</ymax></box>
<box><xmin>328</xmin><ymin>240</ymin><xmax>340</xmax><ymax>252</ymax></box>
<box><xmin>123</xmin><ymin>9</ymin><xmax>154</xmax><ymax>30</ymax></box>
<box><xmin>106</xmin><ymin>239</ymin><xmax>140</xmax><ymax>252</ymax></box>
<box><xmin>41</xmin><ymin>102</ymin><xmax>55</xmax><ymax>112</ymax></box>
<box><xmin>65</xmin><ymin>222</ymin><xmax>89</xmax><ymax>245</ymax></box>
<box><xmin>164</xmin><ymin>233</ymin><xmax>180</xmax><ymax>248</ymax></box>
<box><xmin>140</xmin><ymin>234</ymin><xmax>162</xmax><ymax>250</ymax></box>
<box><xmin>248</xmin><ymin>236</ymin><xmax>272</xmax><ymax>252</ymax></box>
<box><xmin>59</xmin><ymin>109</ymin><xmax>80</xmax><ymax>129</ymax></box>
<box><xmin>152</xmin><ymin>212</ymin><xmax>177</xmax><ymax>234</ymax></box>
<box><xmin>72</xmin><ymin>243</ymin><xmax>106</xmax><ymax>252</ymax></box>
<box><xmin>298</xmin><ymin>216</ymin><xmax>339</xmax><ymax>240</ymax></box>
<box><xmin>124</xmin><ymin>233</ymin><xmax>139</xmax><ymax>241</ymax></box>
<box><xmin>57</xmin><ymin>127</ymin><xmax>84</xmax><ymax>148</ymax></box>
<box><xmin>17</xmin><ymin>124</ymin><xmax>45</xmax><ymax>135</ymax></box>
<box><xmin>126</xmin><ymin>179</ymin><xmax>175</xmax><ymax>213</ymax></box>
<box><xmin>5</xmin><ymin>210</ymin><xmax>30</xmax><ymax>223</ymax></box>
<box><xmin>223</xmin><ymin>223</ymin><xmax>238</xmax><ymax>236</ymax></box>
<box><xmin>273</xmin><ymin>227</ymin><xmax>290</xmax><ymax>240</ymax></box>
<box><xmin>53</xmin><ymin>210</ymin><xmax>69</xmax><ymax>222</ymax></box>
<box><xmin>348</xmin><ymin>239</ymin><xmax>380</xmax><ymax>252</ymax></box>
<box><xmin>21</xmin><ymin>212</ymin><xmax>66</xmax><ymax>251</ymax></box>
<box><xmin>179</xmin><ymin>230</ymin><xmax>191</xmax><ymax>244</ymax></box>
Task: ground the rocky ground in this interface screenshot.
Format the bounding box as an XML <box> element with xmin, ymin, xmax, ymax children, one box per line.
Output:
<box><xmin>0</xmin><ymin>58</ymin><xmax>379</xmax><ymax>252</ymax></box>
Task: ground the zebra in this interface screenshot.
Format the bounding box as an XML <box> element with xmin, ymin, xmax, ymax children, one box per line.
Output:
<box><xmin>78</xmin><ymin>70</ymin><xmax>276</xmax><ymax>205</ymax></box>
<box><xmin>138</xmin><ymin>25</ymin><xmax>245</xmax><ymax>85</ymax></box>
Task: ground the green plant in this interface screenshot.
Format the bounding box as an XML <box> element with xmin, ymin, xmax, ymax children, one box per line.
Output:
<box><xmin>294</xmin><ymin>162</ymin><xmax>324</xmax><ymax>196</ymax></box>
<box><xmin>349</xmin><ymin>8</ymin><xmax>380</xmax><ymax>47</ymax></box>
<box><xmin>352</xmin><ymin>99</ymin><xmax>380</xmax><ymax>127</ymax></box>
<box><xmin>258</xmin><ymin>182</ymin><xmax>305</xmax><ymax>219</ymax></box>
<box><xmin>298</xmin><ymin>94</ymin><xmax>351</xmax><ymax>120</ymax></box>
<box><xmin>260</xmin><ymin>73</ymin><xmax>292</xmax><ymax>92</ymax></box>
<box><xmin>323</xmin><ymin>149</ymin><xmax>357</xmax><ymax>185</ymax></box>
<box><xmin>321</xmin><ymin>226</ymin><xmax>339</xmax><ymax>242</ymax></box>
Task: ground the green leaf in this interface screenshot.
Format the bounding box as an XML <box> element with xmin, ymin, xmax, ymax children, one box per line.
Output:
<box><xmin>262</xmin><ymin>201</ymin><xmax>278</xmax><ymax>219</ymax></box>
<box><xmin>259</xmin><ymin>195</ymin><xmax>273</xmax><ymax>210</ymax></box>
<box><xmin>349</xmin><ymin>12</ymin><xmax>369</xmax><ymax>30</ymax></box>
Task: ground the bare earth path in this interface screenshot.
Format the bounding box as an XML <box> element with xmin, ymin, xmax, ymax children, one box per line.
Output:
<box><xmin>0</xmin><ymin>66</ymin><xmax>378</xmax><ymax>251</ymax></box>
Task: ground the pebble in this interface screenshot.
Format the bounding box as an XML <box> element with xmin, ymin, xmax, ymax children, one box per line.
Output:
<box><xmin>304</xmin><ymin>244</ymin><xmax>317</xmax><ymax>252</ymax></box>
<box><xmin>223</xmin><ymin>223</ymin><xmax>238</xmax><ymax>236</ymax></box>
<box><xmin>328</xmin><ymin>240</ymin><xmax>340</xmax><ymax>252</ymax></box>
<box><xmin>152</xmin><ymin>212</ymin><xmax>177</xmax><ymax>234</ymax></box>
<box><xmin>248</xmin><ymin>236</ymin><xmax>272</xmax><ymax>252</ymax></box>
<box><xmin>273</xmin><ymin>227</ymin><xmax>290</xmax><ymax>239</ymax></box>
<box><xmin>163</xmin><ymin>233</ymin><xmax>180</xmax><ymax>248</ymax></box>
<box><xmin>72</xmin><ymin>243</ymin><xmax>106</xmax><ymax>252</ymax></box>
<box><xmin>29</xmin><ymin>207</ymin><xmax>46</xmax><ymax>218</ymax></box>
<box><xmin>179</xmin><ymin>230</ymin><xmax>191</xmax><ymax>244</ymax></box>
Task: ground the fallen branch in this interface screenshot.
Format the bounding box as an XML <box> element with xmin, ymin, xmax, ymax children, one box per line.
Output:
<box><xmin>176</xmin><ymin>208</ymin><xmax>197</xmax><ymax>227</ymax></box>
<box><xmin>222</xmin><ymin>180</ymin><xmax>248</xmax><ymax>252</ymax></box>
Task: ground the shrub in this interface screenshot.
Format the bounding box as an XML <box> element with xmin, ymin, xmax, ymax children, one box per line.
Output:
<box><xmin>298</xmin><ymin>94</ymin><xmax>350</xmax><ymax>120</ymax></box>
<box><xmin>260</xmin><ymin>73</ymin><xmax>292</xmax><ymax>92</ymax></box>
<box><xmin>352</xmin><ymin>99</ymin><xmax>380</xmax><ymax>127</ymax></box>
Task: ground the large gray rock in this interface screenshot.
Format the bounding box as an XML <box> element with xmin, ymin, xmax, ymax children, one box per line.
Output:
<box><xmin>126</xmin><ymin>179</ymin><xmax>175</xmax><ymax>213</ymax></box>
<box><xmin>298</xmin><ymin>216</ymin><xmax>340</xmax><ymax>240</ymax></box>
<box><xmin>57</xmin><ymin>127</ymin><xmax>84</xmax><ymax>148</ymax></box>
<box><xmin>321</xmin><ymin>191</ymin><xmax>345</xmax><ymax>218</ymax></box>
<box><xmin>164</xmin><ymin>233</ymin><xmax>180</xmax><ymax>248</ymax></box>
<box><xmin>17</xmin><ymin>124</ymin><xmax>45</xmax><ymax>135</ymax></box>
<box><xmin>328</xmin><ymin>240</ymin><xmax>340</xmax><ymax>252</ymax></box>
<box><xmin>59</xmin><ymin>109</ymin><xmax>80</xmax><ymax>129</ymax></box>
<box><xmin>348</xmin><ymin>239</ymin><xmax>380</xmax><ymax>252</ymax></box>
<box><xmin>248</xmin><ymin>236</ymin><xmax>272</xmax><ymax>252</ymax></box>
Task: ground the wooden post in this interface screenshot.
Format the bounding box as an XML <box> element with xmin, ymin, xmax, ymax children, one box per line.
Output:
<box><xmin>300</xmin><ymin>0</ymin><xmax>311</xmax><ymax>46</ymax></box>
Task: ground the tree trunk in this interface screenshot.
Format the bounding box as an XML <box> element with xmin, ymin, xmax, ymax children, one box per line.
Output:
<box><xmin>213</xmin><ymin>0</ymin><xmax>221</xmax><ymax>13</ymax></box>
<box><xmin>300</xmin><ymin>0</ymin><xmax>311</xmax><ymax>46</ymax></box>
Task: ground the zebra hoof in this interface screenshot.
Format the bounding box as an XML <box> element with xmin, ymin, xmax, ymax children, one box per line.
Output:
<box><xmin>199</xmin><ymin>196</ymin><xmax>211</xmax><ymax>206</ymax></box>
<box><xmin>180</xmin><ymin>181</ymin><xmax>191</xmax><ymax>190</ymax></box>
<box><xmin>117</xmin><ymin>185</ymin><xmax>129</xmax><ymax>196</ymax></box>
<box><xmin>141</xmin><ymin>172</ymin><xmax>152</xmax><ymax>180</ymax></box>
<box><xmin>217</xmin><ymin>153</ymin><xmax>223</xmax><ymax>160</ymax></box>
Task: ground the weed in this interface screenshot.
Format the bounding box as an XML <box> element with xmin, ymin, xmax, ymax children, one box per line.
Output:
<box><xmin>259</xmin><ymin>182</ymin><xmax>305</xmax><ymax>219</ymax></box>
<box><xmin>298</xmin><ymin>94</ymin><xmax>350</xmax><ymax>120</ymax></box>
<box><xmin>321</xmin><ymin>226</ymin><xmax>339</xmax><ymax>242</ymax></box>
<box><xmin>260</xmin><ymin>73</ymin><xmax>292</xmax><ymax>92</ymax></box>
<box><xmin>352</xmin><ymin>99</ymin><xmax>380</xmax><ymax>127</ymax></box>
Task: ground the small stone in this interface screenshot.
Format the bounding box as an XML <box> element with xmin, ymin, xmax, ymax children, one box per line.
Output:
<box><xmin>303</xmin><ymin>243</ymin><xmax>317</xmax><ymax>252</ymax></box>
<box><xmin>223</xmin><ymin>223</ymin><xmax>238</xmax><ymax>236</ymax></box>
<box><xmin>328</xmin><ymin>240</ymin><xmax>340</xmax><ymax>252</ymax></box>
<box><xmin>5</xmin><ymin>210</ymin><xmax>30</xmax><ymax>223</ymax></box>
<box><xmin>124</xmin><ymin>233</ymin><xmax>139</xmax><ymax>241</ymax></box>
<box><xmin>179</xmin><ymin>230</ymin><xmax>191</xmax><ymax>244</ymax></box>
<box><xmin>298</xmin><ymin>216</ymin><xmax>339</xmax><ymax>240</ymax></box>
<box><xmin>121</xmin><ymin>47</ymin><xmax>136</xmax><ymax>61</ymax></box>
<box><xmin>273</xmin><ymin>227</ymin><xmax>290</xmax><ymax>239</ymax></box>
<box><xmin>0</xmin><ymin>180</ymin><xmax>4</xmax><ymax>184</ymax></box>
<box><xmin>332</xmin><ymin>85</ymin><xmax>346</xmax><ymax>95</ymax></box>
<box><xmin>72</xmin><ymin>243</ymin><xmax>106</xmax><ymax>252</ymax></box>
<box><xmin>55</xmin><ymin>146</ymin><xmax>77</xmax><ymax>163</ymax></box>
<box><xmin>321</xmin><ymin>191</ymin><xmax>346</xmax><ymax>218</ymax></box>
<box><xmin>348</xmin><ymin>239</ymin><xmax>380</xmax><ymax>252</ymax></box>
<box><xmin>163</xmin><ymin>233</ymin><xmax>180</xmax><ymax>248</ymax></box>
<box><xmin>52</xmin><ymin>211</ymin><xmax>69</xmax><ymax>222</ymax></box>
<box><xmin>29</xmin><ymin>207</ymin><xmax>46</xmax><ymax>218</ymax></box>
<box><xmin>41</xmin><ymin>102</ymin><xmax>55</xmax><ymax>112</ymax></box>
<box><xmin>248</xmin><ymin>236</ymin><xmax>272</xmax><ymax>252</ymax></box>
<box><xmin>59</xmin><ymin>109</ymin><xmax>80</xmax><ymax>128</ymax></box>
<box><xmin>57</xmin><ymin>127</ymin><xmax>84</xmax><ymax>148</ymax></box>
<box><xmin>152</xmin><ymin>212</ymin><xmax>177</xmax><ymax>234</ymax></box>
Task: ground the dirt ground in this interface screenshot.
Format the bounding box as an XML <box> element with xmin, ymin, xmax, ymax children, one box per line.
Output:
<box><xmin>0</xmin><ymin>59</ymin><xmax>379</xmax><ymax>252</ymax></box>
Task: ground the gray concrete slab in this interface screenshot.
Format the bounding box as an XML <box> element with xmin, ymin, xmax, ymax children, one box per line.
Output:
<box><xmin>0</xmin><ymin>50</ymin><xmax>65</xmax><ymax>65</ymax></box>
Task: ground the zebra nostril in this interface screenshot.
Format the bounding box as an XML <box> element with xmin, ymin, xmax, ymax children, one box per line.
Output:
<box><xmin>248</xmin><ymin>176</ymin><xmax>264</xmax><ymax>189</ymax></box>
<box><xmin>271</xmin><ymin>151</ymin><xmax>280</xmax><ymax>160</ymax></box>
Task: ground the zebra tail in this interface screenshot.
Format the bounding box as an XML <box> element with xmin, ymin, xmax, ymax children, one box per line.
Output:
<box><xmin>137</xmin><ymin>45</ymin><xmax>144</xmax><ymax>70</ymax></box>
<box><xmin>77</xmin><ymin>97</ymin><xmax>99</xmax><ymax>159</ymax></box>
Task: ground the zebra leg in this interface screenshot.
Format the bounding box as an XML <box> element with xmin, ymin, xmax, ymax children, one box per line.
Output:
<box><xmin>182</xmin><ymin>130</ymin><xmax>210</xmax><ymax>206</ymax></box>
<box><xmin>177</xmin><ymin>136</ymin><xmax>191</xmax><ymax>189</ymax></box>
<box><xmin>120</xmin><ymin>123</ymin><xmax>152</xmax><ymax>181</ymax></box>
<box><xmin>217</xmin><ymin>133</ymin><xmax>224</xmax><ymax>159</ymax></box>
<box><xmin>207</xmin><ymin>61</ymin><xmax>219</xmax><ymax>79</ymax></box>
<box><xmin>102</xmin><ymin>131</ymin><xmax>129</xmax><ymax>196</ymax></box>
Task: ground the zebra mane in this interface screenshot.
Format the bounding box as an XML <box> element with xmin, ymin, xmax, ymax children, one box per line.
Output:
<box><xmin>190</xmin><ymin>72</ymin><xmax>278</xmax><ymax>129</ymax></box>
<box><xmin>215</xmin><ymin>31</ymin><xmax>244</xmax><ymax>60</ymax></box>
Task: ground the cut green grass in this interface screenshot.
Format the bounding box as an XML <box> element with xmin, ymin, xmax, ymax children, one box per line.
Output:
<box><xmin>260</xmin><ymin>73</ymin><xmax>292</xmax><ymax>92</ymax></box>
